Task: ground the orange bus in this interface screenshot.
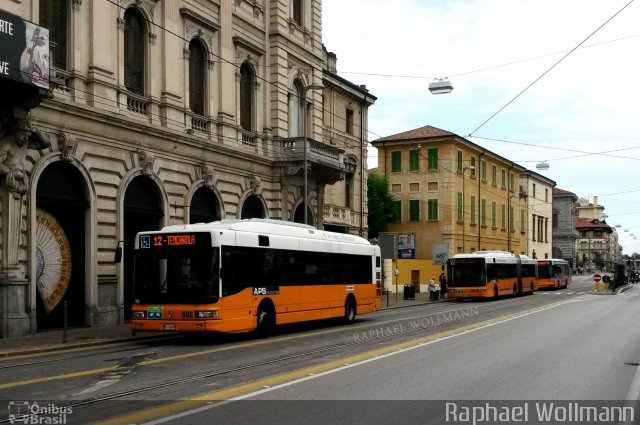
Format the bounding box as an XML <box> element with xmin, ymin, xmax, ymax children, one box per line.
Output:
<box><xmin>447</xmin><ymin>251</ymin><xmax>537</xmax><ymax>299</ymax></box>
<box><xmin>128</xmin><ymin>219</ymin><xmax>381</xmax><ymax>334</ymax></box>
<box><xmin>537</xmin><ymin>259</ymin><xmax>571</xmax><ymax>289</ymax></box>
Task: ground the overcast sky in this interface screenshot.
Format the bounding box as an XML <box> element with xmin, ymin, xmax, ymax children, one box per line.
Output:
<box><xmin>323</xmin><ymin>0</ymin><xmax>640</xmax><ymax>256</ymax></box>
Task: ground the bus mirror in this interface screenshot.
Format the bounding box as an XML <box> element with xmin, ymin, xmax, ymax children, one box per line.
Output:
<box><xmin>115</xmin><ymin>246</ymin><xmax>122</xmax><ymax>263</ymax></box>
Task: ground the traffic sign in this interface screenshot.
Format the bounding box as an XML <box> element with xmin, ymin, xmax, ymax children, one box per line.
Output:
<box><xmin>593</xmin><ymin>273</ymin><xmax>602</xmax><ymax>283</ymax></box>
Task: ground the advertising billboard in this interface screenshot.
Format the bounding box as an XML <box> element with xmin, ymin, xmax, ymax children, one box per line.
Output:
<box><xmin>0</xmin><ymin>9</ymin><xmax>50</xmax><ymax>90</ymax></box>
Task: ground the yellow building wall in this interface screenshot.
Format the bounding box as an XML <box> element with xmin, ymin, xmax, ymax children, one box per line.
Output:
<box><xmin>389</xmin><ymin>259</ymin><xmax>446</xmax><ymax>293</ymax></box>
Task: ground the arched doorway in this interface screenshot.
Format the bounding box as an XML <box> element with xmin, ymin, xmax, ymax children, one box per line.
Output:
<box><xmin>36</xmin><ymin>161</ymin><xmax>89</xmax><ymax>330</ymax></box>
<box><xmin>190</xmin><ymin>187</ymin><xmax>220</xmax><ymax>224</ymax></box>
<box><xmin>293</xmin><ymin>202</ymin><xmax>314</xmax><ymax>226</ymax></box>
<box><xmin>123</xmin><ymin>176</ymin><xmax>163</xmax><ymax>320</ymax></box>
<box><xmin>240</xmin><ymin>195</ymin><xmax>265</xmax><ymax>219</ymax></box>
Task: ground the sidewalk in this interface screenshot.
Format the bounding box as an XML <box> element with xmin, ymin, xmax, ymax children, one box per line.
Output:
<box><xmin>0</xmin><ymin>291</ymin><xmax>451</xmax><ymax>358</ymax></box>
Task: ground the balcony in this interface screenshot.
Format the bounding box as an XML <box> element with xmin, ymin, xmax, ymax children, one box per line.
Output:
<box><xmin>324</xmin><ymin>205</ymin><xmax>354</xmax><ymax>227</ymax></box>
<box><xmin>279</xmin><ymin>137</ymin><xmax>345</xmax><ymax>184</ymax></box>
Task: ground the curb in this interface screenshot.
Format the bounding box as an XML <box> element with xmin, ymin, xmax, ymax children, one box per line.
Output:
<box><xmin>0</xmin><ymin>333</ymin><xmax>175</xmax><ymax>358</ymax></box>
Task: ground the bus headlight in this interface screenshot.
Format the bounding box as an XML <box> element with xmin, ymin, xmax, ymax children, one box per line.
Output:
<box><xmin>196</xmin><ymin>310</ymin><xmax>218</xmax><ymax>319</ymax></box>
<box><xmin>132</xmin><ymin>310</ymin><xmax>146</xmax><ymax>319</ymax></box>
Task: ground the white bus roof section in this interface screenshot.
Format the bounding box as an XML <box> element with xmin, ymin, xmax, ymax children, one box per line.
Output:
<box><xmin>451</xmin><ymin>251</ymin><xmax>536</xmax><ymax>265</ymax></box>
<box><xmin>141</xmin><ymin>219</ymin><xmax>377</xmax><ymax>254</ymax></box>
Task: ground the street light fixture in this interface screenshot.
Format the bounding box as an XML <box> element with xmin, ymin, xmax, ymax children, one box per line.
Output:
<box><xmin>462</xmin><ymin>165</ymin><xmax>475</xmax><ymax>253</ymax></box>
<box><xmin>302</xmin><ymin>83</ymin><xmax>324</xmax><ymax>226</ymax></box>
<box><xmin>428</xmin><ymin>79</ymin><xmax>454</xmax><ymax>95</ymax></box>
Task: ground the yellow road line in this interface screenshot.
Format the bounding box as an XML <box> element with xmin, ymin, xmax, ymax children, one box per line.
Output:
<box><xmin>97</xmin><ymin>299</ymin><xmax>580</xmax><ymax>425</ymax></box>
<box><xmin>0</xmin><ymin>367</ymin><xmax>116</xmax><ymax>390</ymax></box>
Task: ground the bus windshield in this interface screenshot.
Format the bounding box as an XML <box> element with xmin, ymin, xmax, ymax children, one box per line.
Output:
<box><xmin>538</xmin><ymin>265</ymin><xmax>553</xmax><ymax>279</ymax></box>
<box><xmin>133</xmin><ymin>246</ymin><xmax>219</xmax><ymax>304</ymax></box>
<box><xmin>449</xmin><ymin>258</ymin><xmax>486</xmax><ymax>287</ymax></box>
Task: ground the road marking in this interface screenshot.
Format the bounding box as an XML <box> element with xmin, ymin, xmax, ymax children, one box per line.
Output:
<box><xmin>96</xmin><ymin>298</ymin><xmax>584</xmax><ymax>425</ymax></box>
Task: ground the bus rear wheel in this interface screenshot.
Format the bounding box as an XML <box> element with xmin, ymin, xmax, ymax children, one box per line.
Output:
<box><xmin>344</xmin><ymin>296</ymin><xmax>356</xmax><ymax>324</ymax></box>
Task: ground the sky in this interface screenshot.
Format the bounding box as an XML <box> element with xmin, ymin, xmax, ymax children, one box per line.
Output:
<box><xmin>322</xmin><ymin>0</ymin><xmax>640</xmax><ymax>256</ymax></box>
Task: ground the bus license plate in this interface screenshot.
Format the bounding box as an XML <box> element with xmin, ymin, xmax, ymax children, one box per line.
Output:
<box><xmin>163</xmin><ymin>324</ymin><xmax>176</xmax><ymax>330</ymax></box>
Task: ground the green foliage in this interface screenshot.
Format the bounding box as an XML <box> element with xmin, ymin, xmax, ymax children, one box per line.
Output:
<box><xmin>367</xmin><ymin>174</ymin><xmax>395</xmax><ymax>240</ymax></box>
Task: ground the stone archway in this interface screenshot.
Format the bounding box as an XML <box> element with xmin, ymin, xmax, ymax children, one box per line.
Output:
<box><xmin>123</xmin><ymin>175</ymin><xmax>163</xmax><ymax>320</ymax></box>
<box><xmin>240</xmin><ymin>195</ymin><xmax>266</xmax><ymax>219</ymax></box>
<box><xmin>36</xmin><ymin>161</ymin><xmax>89</xmax><ymax>329</ymax></box>
<box><xmin>190</xmin><ymin>186</ymin><xmax>221</xmax><ymax>224</ymax></box>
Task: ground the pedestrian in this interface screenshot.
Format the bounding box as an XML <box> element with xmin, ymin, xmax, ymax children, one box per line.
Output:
<box><xmin>439</xmin><ymin>273</ymin><xmax>448</xmax><ymax>298</ymax></box>
<box><xmin>428</xmin><ymin>277</ymin><xmax>436</xmax><ymax>301</ymax></box>
<box><xmin>434</xmin><ymin>280</ymin><xmax>440</xmax><ymax>301</ymax></box>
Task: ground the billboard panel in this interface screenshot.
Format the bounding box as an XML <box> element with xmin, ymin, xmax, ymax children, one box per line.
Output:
<box><xmin>0</xmin><ymin>9</ymin><xmax>50</xmax><ymax>89</ymax></box>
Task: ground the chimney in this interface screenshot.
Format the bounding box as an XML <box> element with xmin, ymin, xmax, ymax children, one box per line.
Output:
<box><xmin>327</xmin><ymin>51</ymin><xmax>337</xmax><ymax>74</ymax></box>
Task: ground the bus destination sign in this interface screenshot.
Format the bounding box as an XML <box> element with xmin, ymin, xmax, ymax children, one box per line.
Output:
<box><xmin>140</xmin><ymin>233</ymin><xmax>206</xmax><ymax>249</ymax></box>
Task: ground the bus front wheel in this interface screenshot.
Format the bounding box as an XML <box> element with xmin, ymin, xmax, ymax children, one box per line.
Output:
<box><xmin>256</xmin><ymin>302</ymin><xmax>275</xmax><ymax>337</ymax></box>
<box><xmin>344</xmin><ymin>296</ymin><xmax>356</xmax><ymax>324</ymax></box>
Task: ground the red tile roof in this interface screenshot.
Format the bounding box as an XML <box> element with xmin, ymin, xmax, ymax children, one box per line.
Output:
<box><xmin>553</xmin><ymin>188</ymin><xmax>578</xmax><ymax>198</ymax></box>
<box><xmin>575</xmin><ymin>217</ymin><xmax>611</xmax><ymax>231</ymax></box>
<box><xmin>372</xmin><ymin>125</ymin><xmax>456</xmax><ymax>143</ymax></box>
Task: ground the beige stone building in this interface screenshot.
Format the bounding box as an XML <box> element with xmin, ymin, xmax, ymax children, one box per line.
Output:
<box><xmin>0</xmin><ymin>0</ymin><xmax>374</xmax><ymax>337</ymax></box>
<box><xmin>520</xmin><ymin>170</ymin><xmax>556</xmax><ymax>260</ymax></box>
<box><xmin>371</xmin><ymin>126</ymin><xmax>529</xmax><ymax>260</ymax></box>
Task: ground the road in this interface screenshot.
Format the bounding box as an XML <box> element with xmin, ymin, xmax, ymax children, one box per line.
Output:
<box><xmin>1</xmin><ymin>276</ymin><xmax>639</xmax><ymax>425</ymax></box>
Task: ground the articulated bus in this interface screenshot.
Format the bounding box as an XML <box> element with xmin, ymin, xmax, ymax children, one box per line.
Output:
<box><xmin>537</xmin><ymin>259</ymin><xmax>571</xmax><ymax>289</ymax></box>
<box><xmin>447</xmin><ymin>251</ymin><xmax>538</xmax><ymax>299</ymax></box>
<box><xmin>129</xmin><ymin>219</ymin><xmax>381</xmax><ymax>334</ymax></box>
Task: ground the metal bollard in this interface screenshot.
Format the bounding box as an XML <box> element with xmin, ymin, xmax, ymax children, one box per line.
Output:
<box><xmin>63</xmin><ymin>301</ymin><xmax>68</xmax><ymax>344</ymax></box>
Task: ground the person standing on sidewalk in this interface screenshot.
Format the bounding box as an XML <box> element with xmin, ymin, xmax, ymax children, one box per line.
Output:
<box><xmin>439</xmin><ymin>273</ymin><xmax>448</xmax><ymax>298</ymax></box>
<box><xmin>428</xmin><ymin>277</ymin><xmax>436</xmax><ymax>301</ymax></box>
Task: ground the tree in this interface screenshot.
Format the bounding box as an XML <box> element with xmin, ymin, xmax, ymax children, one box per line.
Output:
<box><xmin>367</xmin><ymin>173</ymin><xmax>395</xmax><ymax>240</ymax></box>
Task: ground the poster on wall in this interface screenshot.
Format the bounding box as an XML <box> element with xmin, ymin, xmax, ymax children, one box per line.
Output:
<box><xmin>398</xmin><ymin>233</ymin><xmax>415</xmax><ymax>258</ymax></box>
<box><xmin>432</xmin><ymin>243</ymin><xmax>450</xmax><ymax>265</ymax></box>
<box><xmin>0</xmin><ymin>9</ymin><xmax>50</xmax><ymax>89</ymax></box>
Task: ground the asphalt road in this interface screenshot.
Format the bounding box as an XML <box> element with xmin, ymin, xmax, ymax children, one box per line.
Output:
<box><xmin>1</xmin><ymin>276</ymin><xmax>638</xmax><ymax>425</ymax></box>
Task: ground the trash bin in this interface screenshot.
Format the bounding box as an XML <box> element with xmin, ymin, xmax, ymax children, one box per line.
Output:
<box><xmin>403</xmin><ymin>284</ymin><xmax>415</xmax><ymax>300</ymax></box>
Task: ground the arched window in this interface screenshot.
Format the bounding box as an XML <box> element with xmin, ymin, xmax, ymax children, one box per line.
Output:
<box><xmin>289</xmin><ymin>80</ymin><xmax>304</xmax><ymax>137</ymax></box>
<box><xmin>239</xmin><ymin>63</ymin><xmax>254</xmax><ymax>132</ymax></box>
<box><xmin>124</xmin><ymin>9</ymin><xmax>145</xmax><ymax>95</ymax></box>
<box><xmin>189</xmin><ymin>39</ymin><xmax>205</xmax><ymax>115</ymax></box>
<box><xmin>40</xmin><ymin>0</ymin><xmax>68</xmax><ymax>70</ymax></box>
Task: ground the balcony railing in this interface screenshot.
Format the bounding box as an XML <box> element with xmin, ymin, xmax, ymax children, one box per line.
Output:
<box><xmin>323</xmin><ymin>205</ymin><xmax>354</xmax><ymax>226</ymax></box>
<box><xmin>280</xmin><ymin>137</ymin><xmax>344</xmax><ymax>170</ymax></box>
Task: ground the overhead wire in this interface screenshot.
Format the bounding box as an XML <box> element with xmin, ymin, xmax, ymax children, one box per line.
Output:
<box><xmin>466</xmin><ymin>0</ymin><xmax>637</xmax><ymax>138</ymax></box>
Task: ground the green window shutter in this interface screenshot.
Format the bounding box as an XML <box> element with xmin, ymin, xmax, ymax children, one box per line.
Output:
<box><xmin>481</xmin><ymin>161</ymin><xmax>487</xmax><ymax>181</ymax></box>
<box><xmin>409</xmin><ymin>150</ymin><xmax>420</xmax><ymax>171</ymax></box>
<box><xmin>501</xmin><ymin>204</ymin><xmax>506</xmax><ymax>229</ymax></box>
<box><xmin>457</xmin><ymin>150</ymin><xmax>463</xmax><ymax>173</ymax></box>
<box><xmin>492</xmin><ymin>201</ymin><xmax>497</xmax><ymax>228</ymax></box>
<box><xmin>510</xmin><ymin>206</ymin><xmax>515</xmax><ymax>231</ymax></box>
<box><xmin>409</xmin><ymin>200</ymin><xmax>420</xmax><ymax>221</ymax></box>
<box><xmin>391</xmin><ymin>151</ymin><xmax>402</xmax><ymax>172</ymax></box>
<box><xmin>428</xmin><ymin>148</ymin><xmax>438</xmax><ymax>170</ymax></box>
<box><xmin>521</xmin><ymin>209</ymin><xmax>525</xmax><ymax>232</ymax></box>
<box><xmin>427</xmin><ymin>199</ymin><xmax>439</xmax><ymax>221</ymax></box>
<box><xmin>392</xmin><ymin>200</ymin><xmax>402</xmax><ymax>221</ymax></box>
<box><xmin>481</xmin><ymin>199</ymin><xmax>487</xmax><ymax>226</ymax></box>
<box><xmin>470</xmin><ymin>196</ymin><xmax>476</xmax><ymax>225</ymax></box>
<box><xmin>457</xmin><ymin>192</ymin><xmax>463</xmax><ymax>222</ymax></box>
<box><xmin>491</xmin><ymin>165</ymin><xmax>497</xmax><ymax>185</ymax></box>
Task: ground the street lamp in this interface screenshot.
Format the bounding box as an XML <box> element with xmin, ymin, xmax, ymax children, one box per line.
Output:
<box><xmin>428</xmin><ymin>78</ymin><xmax>454</xmax><ymax>95</ymax></box>
<box><xmin>462</xmin><ymin>165</ymin><xmax>475</xmax><ymax>253</ymax></box>
<box><xmin>302</xmin><ymin>83</ymin><xmax>324</xmax><ymax>225</ymax></box>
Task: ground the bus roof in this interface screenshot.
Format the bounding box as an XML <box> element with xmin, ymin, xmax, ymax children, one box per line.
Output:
<box><xmin>450</xmin><ymin>251</ymin><xmax>536</xmax><ymax>264</ymax></box>
<box><xmin>537</xmin><ymin>258</ymin><xmax>569</xmax><ymax>264</ymax></box>
<box><xmin>149</xmin><ymin>219</ymin><xmax>374</xmax><ymax>246</ymax></box>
